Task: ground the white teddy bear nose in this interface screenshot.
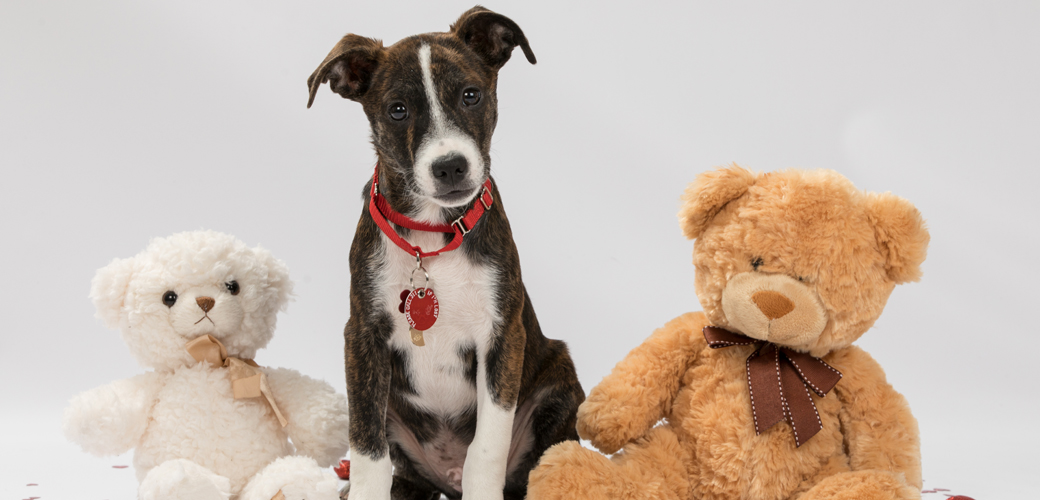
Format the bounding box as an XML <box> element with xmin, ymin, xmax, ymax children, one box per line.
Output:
<box><xmin>196</xmin><ymin>296</ymin><xmax>215</xmax><ymax>312</ymax></box>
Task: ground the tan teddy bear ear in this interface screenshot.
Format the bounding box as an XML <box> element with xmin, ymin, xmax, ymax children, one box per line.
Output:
<box><xmin>90</xmin><ymin>256</ymin><xmax>136</xmax><ymax>330</ymax></box>
<box><xmin>678</xmin><ymin>164</ymin><xmax>758</xmax><ymax>239</ymax></box>
<box><xmin>865</xmin><ymin>192</ymin><xmax>930</xmax><ymax>283</ymax></box>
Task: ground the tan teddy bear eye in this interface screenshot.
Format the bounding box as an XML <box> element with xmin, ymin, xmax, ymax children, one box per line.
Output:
<box><xmin>751</xmin><ymin>257</ymin><xmax>764</xmax><ymax>271</ymax></box>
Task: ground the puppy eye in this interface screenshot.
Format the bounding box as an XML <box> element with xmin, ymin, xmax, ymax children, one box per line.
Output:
<box><xmin>226</xmin><ymin>280</ymin><xmax>240</xmax><ymax>296</ymax></box>
<box><xmin>751</xmin><ymin>257</ymin><xmax>764</xmax><ymax>271</ymax></box>
<box><xmin>462</xmin><ymin>88</ymin><xmax>481</xmax><ymax>106</ymax></box>
<box><xmin>162</xmin><ymin>291</ymin><xmax>178</xmax><ymax>307</ymax></box>
<box><xmin>388</xmin><ymin>103</ymin><xmax>408</xmax><ymax>121</ymax></box>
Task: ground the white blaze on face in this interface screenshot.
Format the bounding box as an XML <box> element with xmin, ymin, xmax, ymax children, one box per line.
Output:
<box><xmin>414</xmin><ymin>43</ymin><xmax>484</xmax><ymax>214</ymax></box>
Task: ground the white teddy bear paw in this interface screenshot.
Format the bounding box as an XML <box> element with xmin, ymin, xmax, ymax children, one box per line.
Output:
<box><xmin>138</xmin><ymin>459</ymin><xmax>232</xmax><ymax>500</ymax></box>
<box><xmin>241</xmin><ymin>456</ymin><xmax>340</xmax><ymax>500</ymax></box>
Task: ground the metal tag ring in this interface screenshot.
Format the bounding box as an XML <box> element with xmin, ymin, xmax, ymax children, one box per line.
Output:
<box><xmin>409</xmin><ymin>266</ymin><xmax>429</xmax><ymax>292</ymax></box>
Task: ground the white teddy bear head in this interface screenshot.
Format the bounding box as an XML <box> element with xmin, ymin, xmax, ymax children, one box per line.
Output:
<box><xmin>90</xmin><ymin>231</ymin><xmax>293</xmax><ymax>371</ymax></box>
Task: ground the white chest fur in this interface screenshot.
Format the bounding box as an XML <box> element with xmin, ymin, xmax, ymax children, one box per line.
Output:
<box><xmin>374</xmin><ymin>229</ymin><xmax>501</xmax><ymax>418</ymax></box>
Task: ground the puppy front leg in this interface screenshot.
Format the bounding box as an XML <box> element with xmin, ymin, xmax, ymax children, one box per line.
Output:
<box><xmin>463</xmin><ymin>321</ymin><xmax>525</xmax><ymax>500</ymax></box>
<box><xmin>344</xmin><ymin>316</ymin><xmax>393</xmax><ymax>499</ymax></box>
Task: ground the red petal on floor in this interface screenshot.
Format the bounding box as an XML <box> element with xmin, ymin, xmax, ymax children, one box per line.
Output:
<box><xmin>26</xmin><ymin>483</ymin><xmax>38</xmax><ymax>486</ymax></box>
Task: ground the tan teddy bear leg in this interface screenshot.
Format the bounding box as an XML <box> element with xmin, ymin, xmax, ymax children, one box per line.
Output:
<box><xmin>529</xmin><ymin>425</ymin><xmax>690</xmax><ymax>500</ymax></box>
<box><xmin>798</xmin><ymin>470</ymin><xmax>921</xmax><ymax>500</ymax></box>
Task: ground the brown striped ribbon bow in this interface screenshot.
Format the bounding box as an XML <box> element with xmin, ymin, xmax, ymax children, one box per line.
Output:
<box><xmin>703</xmin><ymin>326</ymin><xmax>842</xmax><ymax>447</ymax></box>
<box><xmin>185</xmin><ymin>334</ymin><xmax>288</xmax><ymax>427</ymax></box>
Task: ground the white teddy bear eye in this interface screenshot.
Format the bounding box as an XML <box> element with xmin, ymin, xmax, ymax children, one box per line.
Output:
<box><xmin>162</xmin><ymin>291</ymin><xmax>178</xmax><ymax>307</ymax></box>
<box><xmin>225</xmin><ymin>281</ymin><xmax>240</xmax><ymax>296</ymax></box>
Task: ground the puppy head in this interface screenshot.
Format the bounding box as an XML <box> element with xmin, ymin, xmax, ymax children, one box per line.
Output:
<box><xmin>307</xmin><ymin>6</ymin><xmax>534</xmax><ymax>215</ymax></box>
<box><xmin>91</xmin><ymin>231</ymin><xmax>293</xmax><ymax>371</ymax></box>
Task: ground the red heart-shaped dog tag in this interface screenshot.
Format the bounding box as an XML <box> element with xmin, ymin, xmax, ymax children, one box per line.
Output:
<box><xmin>404</xmin><ymin>288</ymin><xmax>439</xmax><ymax>331</ymax></box>
<box><xmin>398</xmin><ymin>290</ymin><xmax>410</xmax><ymax>313</ymax></box>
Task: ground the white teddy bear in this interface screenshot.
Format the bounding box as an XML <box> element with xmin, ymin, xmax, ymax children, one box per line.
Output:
<box><xmin>63</xmin><ymin>230</ymin><xmax>350</xmax><ymax>500</ymax></box>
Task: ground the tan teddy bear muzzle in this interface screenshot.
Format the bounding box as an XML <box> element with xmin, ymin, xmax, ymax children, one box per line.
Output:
<box><xmin>721</xmin><ymin>272</ymin><xmax>827</xmax><ymax>347</ymax></box>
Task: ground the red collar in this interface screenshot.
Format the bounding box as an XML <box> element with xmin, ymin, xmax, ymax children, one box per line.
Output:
<box><xmin>368</xmin><ymin>165</ymin><xmax>494</xmax><ymax>259</ymax></box>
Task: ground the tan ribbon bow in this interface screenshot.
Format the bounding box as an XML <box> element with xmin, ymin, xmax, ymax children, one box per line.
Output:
<box><xmin>703</xmin><ymin>326</ymin><xmax>842</xmax><ymax>447</ymax></box>
<box><xmin>185</xmin><ymin>335</ymin><xmax>288</xmax><ymax>427</ymax></box>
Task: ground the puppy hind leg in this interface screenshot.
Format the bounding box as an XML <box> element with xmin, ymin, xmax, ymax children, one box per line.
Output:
<box><xmin>528</xmin><ymin>340</ymin><xmax>586</xmax><ymax>447</ymax></box>
<box><xmin>503</xmin><ymin>341</ymin><xmax>586</xmax><ymax>498</ymax></box>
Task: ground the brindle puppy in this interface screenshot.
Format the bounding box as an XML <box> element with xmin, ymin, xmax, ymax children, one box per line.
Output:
<box><xmin>307</xmin><ymin>6</ymin><xmax>584</xmax><ymax>500</ymax></box>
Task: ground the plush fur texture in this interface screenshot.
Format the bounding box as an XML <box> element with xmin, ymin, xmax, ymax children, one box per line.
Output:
<box><xmin>528</xmin><ymin>167</ymin><xmax>929</xmax><ymax>500</ymax></box>
<box><xmin>63</xmin><ymin>231</ymin><xmax>350</xmax><ymax>499</ymax></box>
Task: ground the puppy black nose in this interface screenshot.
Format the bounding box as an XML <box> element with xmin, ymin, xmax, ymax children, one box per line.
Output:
<box><xmin>431</xmin><ymin>155</ymin><xmax>468</xmax><ymax>185</ymax></box>
<box><xmin>196</xmin><ymin>296</ymin><xmax>215</xmax><ymax>313</ymax></box>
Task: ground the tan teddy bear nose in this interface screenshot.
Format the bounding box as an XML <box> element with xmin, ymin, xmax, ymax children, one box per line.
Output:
<box><xmin>752</xmin><ymin>291</ymin><xmax>795</xmax><ymax>320</ymax></box>
<box><xmin>196</xmin><ymin>296</ymin><xmax>215</xmax><ymax>312</ymax></box>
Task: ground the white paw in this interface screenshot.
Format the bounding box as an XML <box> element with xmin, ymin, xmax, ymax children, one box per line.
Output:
<box><xmin>138</xmin><ymin>459</ymin><xmax>231</xmax><ymax>500</ymax></box>
<box><xmin>344</xmin><ymin>453</ymin><xmax>393</xmax><ymax>499</ymax></box>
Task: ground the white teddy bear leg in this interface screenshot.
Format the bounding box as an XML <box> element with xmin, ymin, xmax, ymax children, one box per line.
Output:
<box><xmin>138</xmin><ymin>458</ymin><xmax>232</xmax><ymax>500</ymax></box>
<box><xmin>240</xmin><ymin>455</ymin><xmax>340</xmax><ymax>500</ymax></box>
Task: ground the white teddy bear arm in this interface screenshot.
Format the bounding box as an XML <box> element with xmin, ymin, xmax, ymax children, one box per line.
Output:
<box><xmin>62</xmin><ymin>371</ymin><xmax>167</xmax><ymax>456</ymax></box>
<box><xmin>263</xmin><ymin>367</ymin><xmax>350</xmax><ymax>466</ymax></box>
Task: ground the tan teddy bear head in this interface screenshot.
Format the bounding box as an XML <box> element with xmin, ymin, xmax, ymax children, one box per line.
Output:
<box><xmin>678</xmin><ymin>166</ymin><xmax>929</xmax><ymax>357</ymax></box>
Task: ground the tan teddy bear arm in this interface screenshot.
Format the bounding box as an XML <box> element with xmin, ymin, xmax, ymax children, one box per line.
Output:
<box><xmin>831</xmin><ymin>347</ymin><xmax>922</xmax><ymax>489</ymax></box>
<box><xmin>62</xmin><ymin>371</ymin><xmax>167</xmax><ymax>456</ymax></box>
<box><xmin>263</xmin><ymin>367</ymin><xmax>350</xmax><ymax>467</ymax></box>
<box><xmin>577</xmin><ymin>312</ymin><xmax>708</xmax><ymax>454</ymax></box>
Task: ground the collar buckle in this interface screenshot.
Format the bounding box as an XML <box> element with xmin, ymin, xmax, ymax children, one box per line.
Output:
<box><xmin>451</xmin><ymin>217</ymin><xmax>470</xmax><ymax>236</ymax></box>
<box><xmin>479</xmin><ymin>186</ymin><xmax>493</xmax><ymax>211</ymax></box>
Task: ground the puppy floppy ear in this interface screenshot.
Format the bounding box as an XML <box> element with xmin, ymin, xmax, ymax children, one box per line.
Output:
<box><xmin>307</xmin><ymin>34</ymin><xmax>384</xmax><ymax>108</ymax></box>
<box><xmin>90</xmin><ymin>257</ymin><xmax>136</xmax><ymax>330</ymax></box>
<box><xmin>678</xmin><ymin>164</ymin><xmax>758</xmax><ymax>240</ymax></box>
<box><xmin>450</xmin><ymin>6</ymin><xmax>536</xmax><ymax>69</ymax></box>
<box><xmin>865</xmin><ymin>192</ymin><xmax>930</xmax><ymax>283</ymax></box>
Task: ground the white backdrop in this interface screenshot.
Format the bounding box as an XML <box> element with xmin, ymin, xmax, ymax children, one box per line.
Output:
<box><xmin>2</xmin><ymin>0</ymin><xmax>1037</xmax><ymax>498</ymax></box>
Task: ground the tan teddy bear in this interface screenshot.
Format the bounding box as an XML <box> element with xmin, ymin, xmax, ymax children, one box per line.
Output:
<box><xmin>528</xmin><ymin>166</ymin><xmax>929</xmax><ymax>500</ymax></box>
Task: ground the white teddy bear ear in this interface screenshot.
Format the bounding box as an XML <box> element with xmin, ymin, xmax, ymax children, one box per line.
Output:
<box><xmin>253</xmin><ymin>246</ymin><xmax>294</xmax><ymax>312</ymax></box>
<box><xmin>90</xmin><ymin>257</ymin><xmax>136</xmax><ymax>330</ymax></box>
